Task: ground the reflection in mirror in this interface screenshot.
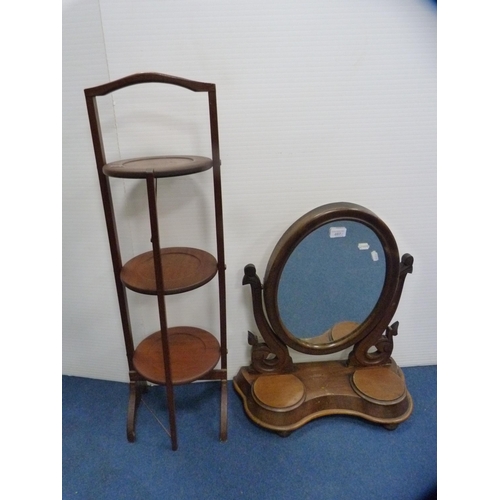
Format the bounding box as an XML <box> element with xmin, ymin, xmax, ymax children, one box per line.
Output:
<box><xmin>277</xmin><ymin>220</ymin><xmax>386</xmax><ymax>344</ymax></box>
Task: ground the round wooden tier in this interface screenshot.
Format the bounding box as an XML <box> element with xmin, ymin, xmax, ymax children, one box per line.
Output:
<box><xmin>103</xmin><ymin>155</ymin><xmax>212</xmax><ymax>178</ymax></box>
<box><xmin>133</xmin><ymin>327</ymin><xmax>221</xmax><ymax>385</ymax></box>
<box><xmin>121</xmin><ymin>247</ymin><xmax>218</xmax><ymax>295</ymax></box>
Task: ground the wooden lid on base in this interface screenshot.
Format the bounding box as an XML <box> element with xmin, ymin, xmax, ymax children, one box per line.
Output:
<box><xmin>351</xmin><ymin>367</ymin><xmax>406</xmax><ymax>405</ymax></box>
<box><xmin>252</xmin><ymin>374</ymin><xmax>306</xmax><ymax>412</ymax></box>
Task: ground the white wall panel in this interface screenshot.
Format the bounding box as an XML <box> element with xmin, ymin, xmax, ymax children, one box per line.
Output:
<box><xmin>62</xmin><ymin>0</ymin><xmax>128</xmax><ymax>380</ymax></box>
<box><xmin>63</xmin><ymin>0</ymin><xmax>436</xmax><ymax>382</ymax></box>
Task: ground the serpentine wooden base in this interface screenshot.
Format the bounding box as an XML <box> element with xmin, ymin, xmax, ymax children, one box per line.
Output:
<box><xmin>233</xmin><ymin>359</ymin><xmax>412</xmax><ymax>435</ymax></box>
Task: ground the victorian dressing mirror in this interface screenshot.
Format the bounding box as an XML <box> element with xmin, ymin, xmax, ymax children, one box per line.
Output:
<box><xmin>234</xmin><ymin>202</ymin><xmax>414</xmax><ymax>435</ymax></box>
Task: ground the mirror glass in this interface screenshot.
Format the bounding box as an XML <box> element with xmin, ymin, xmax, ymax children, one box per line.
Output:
<box><xmin>277</xmin><ymin>220</ymin><xmax>386</xmax><ymax>344</ymax></box>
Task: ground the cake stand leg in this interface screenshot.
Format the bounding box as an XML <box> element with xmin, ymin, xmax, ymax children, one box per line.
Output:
<box><xmin>127</xmin><ymin>380</ymin><xmax>147</xmax><ymax>442</ymax></box>
<box><xmin>220</xmin><ymin>380</ymin><xmax>228</xmax><ymax>441</ymax></box>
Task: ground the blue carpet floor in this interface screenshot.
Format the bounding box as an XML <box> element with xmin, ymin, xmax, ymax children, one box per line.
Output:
<box><xmin>62</xmin><ymin>365</ymin><xmax>436</xmax><ymax>499</ymax></box>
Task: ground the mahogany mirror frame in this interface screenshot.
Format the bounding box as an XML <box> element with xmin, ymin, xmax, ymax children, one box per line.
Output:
<box><xmin>263</xmin><ymin>202</ymin><xmax>401</xmax><ymax>356</ymax></box>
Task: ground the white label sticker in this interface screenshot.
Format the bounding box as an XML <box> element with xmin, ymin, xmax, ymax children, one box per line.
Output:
<box><xmin>358</xmin><ymin>243</ymin><xmax>370</xmax><ymax>250</ymax></box>
<box><xmin>371</xmin><ymin>250</ymin><xmax>379</xmax><ymax>262</ymax></box>
<box><xmin>330</xmin><ymin>226</ymin><xmax>347</xmax><ymax>238</ymax></box>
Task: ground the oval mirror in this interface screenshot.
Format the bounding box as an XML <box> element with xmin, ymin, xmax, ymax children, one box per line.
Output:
<box><xmin>263</xmin><ymin>203</ymin><xmax>400</xmax><ymax>354</ymax></box>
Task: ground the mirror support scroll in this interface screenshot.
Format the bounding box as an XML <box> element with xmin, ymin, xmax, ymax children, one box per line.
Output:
<box><xmin>349</xmin><ymin>253</ymin><xmax>414</xmax><ymax>367</ymax></box>
<box><xmin>242</xmin><ymin>264</ymin><xmax>294</xmax><ymax>374</ymax></box>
